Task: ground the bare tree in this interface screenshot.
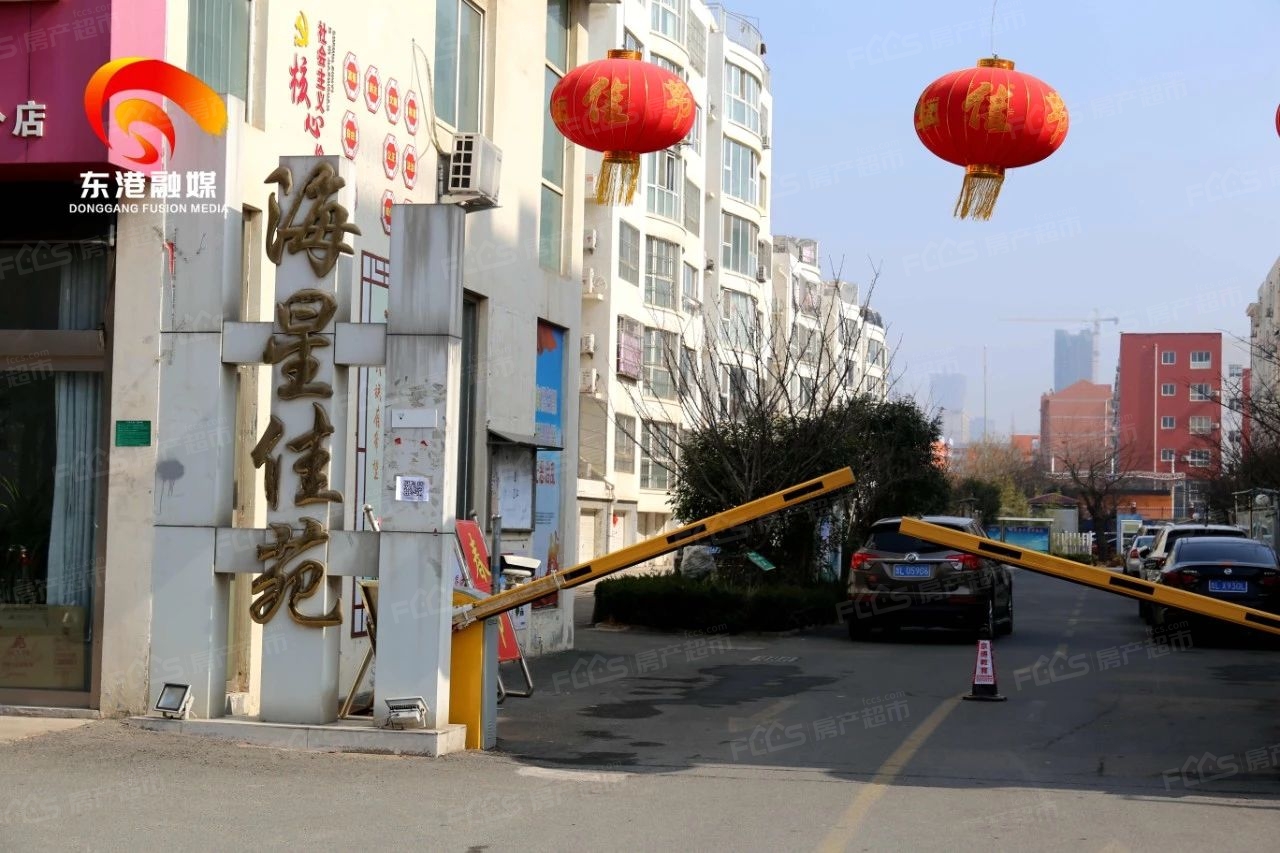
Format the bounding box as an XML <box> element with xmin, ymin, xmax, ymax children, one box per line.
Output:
<box><xmin>1045</xmin><ymin>441</ymin><xmax>1143</xmax><ymax>556</ymax></box>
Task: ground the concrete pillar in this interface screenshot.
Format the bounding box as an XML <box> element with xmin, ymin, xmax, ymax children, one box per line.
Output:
<box><xmin>373</xmin><ymin>204</ymin><xmax>464</xmax><ymax>728</ymax></box>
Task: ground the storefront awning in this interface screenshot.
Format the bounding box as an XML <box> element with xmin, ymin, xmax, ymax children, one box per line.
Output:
<box><xmin>487</xmin><ymin>429</ymin><xmax>563</xmax><ymax>451</ymax></box>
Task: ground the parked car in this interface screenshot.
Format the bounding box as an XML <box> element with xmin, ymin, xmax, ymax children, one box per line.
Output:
<box><xmin>1150</xmin><ymin>536</ymin><xmax>1280</xmax><ymax>630</ymax></box>
<box><xmin>1124</xmin><ymin>535</ymin><xmax>1155</xmax><ymax>576</ymax></box>
<box><xmin>846</xmin><ymin>515</ymin><xmax>1013</xmax><ymax>640</ymax></box>
<box><xmin>1138</xmin><ymin>523</ymin><xmax>1248</xmax><ymax>621</ymax></box>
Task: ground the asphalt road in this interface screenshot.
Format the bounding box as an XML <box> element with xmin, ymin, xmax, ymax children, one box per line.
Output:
<box><xmin>3</xmin><ymin>568</ymin><xmax>1279</xmax><ymax>851</ymax></box>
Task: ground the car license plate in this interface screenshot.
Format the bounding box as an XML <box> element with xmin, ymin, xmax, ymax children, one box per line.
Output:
<box><xmin>891</xmin><ymin>564</ymin><xmax>932</xmax><ymax>579</ymax></box>
<box><xmin>1208</xmin><ymin>580</ymin><xmax>1247</xmax><ymax>593</ymax></box>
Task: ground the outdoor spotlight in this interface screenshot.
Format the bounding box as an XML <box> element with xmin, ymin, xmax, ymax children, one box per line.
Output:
<box><xmin>153</xmin><ymin>683</ymin><xmax>193</xmax><ymax>719</ymax></box>
<box><xmin>1255</xmin><ymin>493</ymin><xmax>1271</xmax><ymax>509</ymax></box>
<box><xmin>384</xmin><ymin>696</ymin><xmax>429</xmax><ymax>729</ymax></box>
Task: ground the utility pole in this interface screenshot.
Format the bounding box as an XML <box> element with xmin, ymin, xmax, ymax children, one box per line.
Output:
<box><xmin>983</xmin><ymin>346</ymin><xmax>988</xmax><ymax>441</ymax></box>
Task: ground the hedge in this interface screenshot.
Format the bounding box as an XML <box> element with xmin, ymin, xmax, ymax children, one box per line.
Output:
<box><xmin>592</xmin><ymin>574</ymin><xmax>844</xmax><ymax>633</ymax></box>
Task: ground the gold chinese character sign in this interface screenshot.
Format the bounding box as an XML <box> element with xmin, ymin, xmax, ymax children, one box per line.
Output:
<box><xmin>914</xmin><ymin>56</ymin><xmax>1069</xmax><ymax>220</ymax></box>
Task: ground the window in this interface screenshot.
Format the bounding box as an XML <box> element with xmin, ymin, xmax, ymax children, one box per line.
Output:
<box><xmin>538</xmin><ymin>186</ymin><xmax>563</xmax><ymax>272</ymax></box>
<box><xmin>614</xmin><ymin>414</ymin><xmax>636</xmax><ymax>473</ymax></box>
<box><xmin>1188</xmin><ymin>449</ymin><xmax>1212</xmax><ymax>467</ymax></box>
<box><xmin>794</xmin><ymin>326</ymin><xmax>821</xmax><ymax>365</ymax></box>
<box><xmin>646</xmin><ymin>149</ymin><xmax>682</xmax><ymax>220</ymax></box>
<box><xmin>651</xmin><ymin>54</ymin><xmax>686</xmax><ymax>80</ymax></box>
<box><xmin>434</xmin><ymin>0</ymin><xmax>483</xmax><ymax>132</ymax></box>
<box><xmin>623</xmin><ymin>30</ymin><xmax>644</xmax><ymax>53</ymax></box>
<box><xmin>758</xmin><ymin>173</ymin><xmax>768</xmax><ymax>211</ymax></box>
<box><xmin>1160</xmin><ymin>383</ymin><xmax>1175</xmax><ymax>396</ymax></box>
<box><xmin>679</xmin><ymin>346</ymin><xmax>697</xmax><ymax>395</ymax></box>
<box><xmin>1161</xmin><ymin>415</ymin><xmax>1175</xmax><ymax>429</ymax></box>
<box><xmin>650</xmin><ymin>0</ymin><xmax>684</xmax><ymax>43</ymax></box>
<box><xmin>721</xmin><ymin>213</ymin><xmax>758</xmax><ymax>276</ymax></box>
<box><xmin>616</xmin><ymin>316</ymin><xmax>643</xmax><ymax>380</ymax></box>
<box><xmin>724</xmin><ymin>63</ymin><xmax>762</xmax><ymax>132</ymax></box>
<box><xmin>644</xmin><ymin>328</ymin><xmax>678</xmax><ymax>399</ymax></box>
<box><xmin>723</xmin><ymin>139</ymin><xmax>759</xmax><ymax>204</ymax></box>
<box><xmin>682</xmin><ymin>177</ymin><xmax>701</xmax><ymax>235</ymax></box>
<box><xmin>720</xmin><ymin>366</ymin><xmax>755</xmax><ymax>419</ymax></box>
<box><xmin>1229</xmin><ymin>363</ymin><xmax>1244</xmax><ymax>379</ymax></box>
<box><xmin>687</xmin><ymin>18</ymin><xmax>706</xmax><ymax>75</ymax></box>
<box><xmin>867</xmin><ymin>339</ymin><xmax>885</xmax><ymax>368</ymax></box>
<box><xmin>1190</xmin><ymin>350</ymin><xmax>1212</xmax><ymax>368</ymax></box>
<box><xmin>720</xmin><ymin>289</ymin><xmax>758</xmax><ymax>350</ymax></box>
<box><xmin>682</xmin><ymin>263</ymin><xmax>700</xmax><ymax>309</ymax></box>
<box><xmin>791</xmin><ymin>375</ymin><xmax>817</xmax><ymax>408</ymax></box>
<box><xmin>644</xmin><ymin>237</ymin><xmax>678</xmax><ymax>309</ymax></box>
<box><xmin>1161</xmin><ymin>350</ymin><xmax>1175</xmax><ymax>365</ymax></box>
<box><xmin>1160</xmin><ymin>448</ymin><xmax>1175</xmax><ymax>462</ymax></box>
<box><xmin>1189</xmin><ymin>383</ymin><xmax>1212</xmax><ymax>401</ymax></box>
<box><xmin>686</xmin><ymin>104</ymin><xmax>702</xmax><ymax>154</ymax></box>
<box><xmin>540</xmin><ymin>4</ymin><xmax>569</xmax><ymax>272</ymax></box>
<box><xmin>794</xmin><ymin>275</ymin><xmax>820</xmax><ymax>317</ymax></box>
<box><xmin>618</xmin><ymin>222</ymin><xmax>641</xmax><ymax>285</ymax></box>
<box><xmin>640</xmin><ymin>420</ymin><xmax>677</xmax><ymax>490</ymax></box>
<box><xmin>187</xmin><ymin>0</ymin><xmax>251</xmax><ymax>109</ymax></box>
<box><xmin>1189</xmin><ymin>415</ymin><xmax>1213</xmax><ymax>434</ymax></box>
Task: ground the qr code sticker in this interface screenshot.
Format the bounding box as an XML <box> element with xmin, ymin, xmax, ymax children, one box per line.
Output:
<box><xmin>396</xmin><ymin>476</ymin><xmax>428</xmax><ymax>502</ymax></box>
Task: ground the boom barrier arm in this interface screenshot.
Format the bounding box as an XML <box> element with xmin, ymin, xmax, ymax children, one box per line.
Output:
<box><xmin>900</xmin><ymin>518</ymin><xmax>1280</xmax><ymax>638</ymax></box>
<box><xmin>453</xmin><ymin>467</ymin><xmax>856</xmax><ymax>629</ymax></box>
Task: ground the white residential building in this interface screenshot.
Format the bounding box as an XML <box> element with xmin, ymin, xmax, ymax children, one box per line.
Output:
<box><xmin>576</xmin><ymin>1</ymin><xmax>773</xmax><ymax>563</ymax></box>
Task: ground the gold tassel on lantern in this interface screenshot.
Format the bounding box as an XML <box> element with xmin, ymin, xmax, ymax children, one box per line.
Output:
<box><xmin>595</xmin><ymin>151</ymin><xmax>641</xmax><ymax>205</ymax></box>
<box><xmin>954</xmin><ymin>164</ymin><xmax>1005</xmax><ymax>221</ymax></box>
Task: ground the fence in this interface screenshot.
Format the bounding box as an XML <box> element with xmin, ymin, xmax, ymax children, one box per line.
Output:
<box><xmin>1051</xmin><ymin>530</ymin><xmax>1094</xmax><ymax>556</ymax></box>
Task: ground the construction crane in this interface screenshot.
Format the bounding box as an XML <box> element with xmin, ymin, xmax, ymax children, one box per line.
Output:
<box><xmin>999</xmin><ymin>309</ymin><xmax>1120</xmax><ymax>383</ymax></box>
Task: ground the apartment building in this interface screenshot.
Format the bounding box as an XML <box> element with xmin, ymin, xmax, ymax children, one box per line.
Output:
<box><xmin>1115</xmin><ymin>332</ymin><xmax>1225</xmax><ymax>516</ymax></box>
<box><xmin>0</xmin><ymin>0</ymin><xmax>587</xmax><ymax>715</ymax></box>
<box><xmin>576</xmin><ymin>1</ymin><xmax>773</xmax><ymax>561</ymax></box>
<box><xmin>1245</xmin><ymin>255</ymin><xmax>1280</xmax><ymax>449</ymax></box>
<box><xmin>1039</xmin><ymin>380</ymin><xmax>1114</xmax><ymax>473</ymax></box>
<box><xmin>770</xmin><ymin>235</ymin><xmax>888</xmax><ymax>405</ymax></box>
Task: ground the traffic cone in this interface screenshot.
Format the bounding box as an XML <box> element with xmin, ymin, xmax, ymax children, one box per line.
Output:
<box><xmin>963</xmin><ymin>638</ymin><xmax>1007</xmax><ymax>701</ymax></box>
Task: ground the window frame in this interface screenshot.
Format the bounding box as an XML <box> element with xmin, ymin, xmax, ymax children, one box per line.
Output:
<box><xmin>722</xmin><ymin>137</ymin><xmax>759</xmax><ymax>204</ymax></box>
<box><xmin>618</xmin><ymin>221</ymin><xmax>641</xmax><ymax>285</ymax></box>
<box><xmin>614</xmin><ymin>414</ymin><xmax>636</xmax><ymax>473</ymax></box>
<box><xmin>1161</xmin><ymin>350</ymin><xmax>1175</xmax><ymax>365</ymax></box>
<box><xmin>643</xmin><ymin>327</ymin><xmax>678</xmax><ymax>400</ymax></box>
<box><xmin>721</xmin><ymin>212</ymin><xmax>758</xmax><ymax>276</ymax></box>
<box><xmin>1188</xmin><ymin>415</ymin><xmax>1213</xmax><ymax>434</ymax></box>
<box><xmin>1189</xmin><ymin>383</ymin><xmax>1212</xmax><ymax>402</ymax></box>
<box><xmin>640</xmin><ymin>419</ymin><xmax>677</xmax><ymax>490</ymax></box>
<box><xmin>434</xmin><ymin>0</ymin><xmax>485</xmax><ymax>133</ymax></box>
<box><xmin>646</xmin><ymin>149</ymin><xmax>682</xmax><ymax>221</ymax></box>
<box><xmin>1161</xmin><ymin>415</ymin><xmax>1176</xmax><ymax>430</ymax></box>
<box><xmin>1188</xmin><ymin>449</ymin><xmax>1212</xmax><ymax>467</ymax></box>
<box><xmin>644</xmin><ymin>236</ymin><xmax>679</xmax><ymax>310</ymax></box>
<box><xmin>650</xmin><ymin>0</ymin><xmax>685</xmax><ymax>44</ymax></box>
<box><xmin>724</xmin><ymin>63</ymin><xmax>762</xmax><ymax>133</ymax></box>
<box><xmin>1190</xmin><ymin>350</ymin><xmax>1212</xmax><ymax>369</ymax></box>
<box><xmin>1160</xmin><ymin>382</ymin><xmax>1175</xmax><ymax>397</ymax></box>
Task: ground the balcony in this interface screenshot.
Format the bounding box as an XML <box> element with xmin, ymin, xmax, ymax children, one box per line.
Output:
<box><xmin>707</xmin><ymin>4</ymin><xmax>770</xmax><ymax>84</ymax></box>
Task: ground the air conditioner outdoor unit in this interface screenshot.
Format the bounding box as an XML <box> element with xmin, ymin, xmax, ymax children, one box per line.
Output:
<box><xmin>581</xmin><ymin>334</ymin><xmax>596</xmax><ymax>356</ymax></box>
<box><xmin>756</xmin><ymin>265</ymin><xmax>768</xmax><ymax>283</ymax></box>
<box><xmin>579</xmin><ymin>368</ymin><xmax>600</xmax><ymax>396</ymax></box>
<box><xmin>1212</xmin><ymin>422</ymin><xmax>1221</xmax><ymax>429</ymax></box>
<box><xmin>705</xmin><ymin>258</ymin><xmax>716</xmax><ymax>272</ymax></box>
<box><xmin>584</xmin><ymin>228</ymin><xmax>598</xmax><ymax>253</ymax></box>
<box><xmin>761</xmin><ymin>135</ymin><xmax>771</xmax><ymax>150</ymax></box>
<box><xmin>582</xmin><ymin>270</ymin><xmax>606</xmax><ymax>300</ymax></box>
<box><xmin>442</xmin><ymin>133</ymin><xmax>502</xmax><ymax>211</ymax></box>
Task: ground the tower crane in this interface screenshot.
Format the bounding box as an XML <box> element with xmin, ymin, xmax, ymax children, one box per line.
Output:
<box><xmin>999</xmin><ymin>309</ymin><xmax>1120</xmax><ymax>383</ymax></box>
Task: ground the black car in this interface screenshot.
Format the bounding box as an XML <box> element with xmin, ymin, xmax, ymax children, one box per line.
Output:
<box><xmin>1150</xmin><ymin>536</ymin><xmax>1280</xmax><ymax>630</ymax></box>
<box><xmin>1138</xmin><ymin>523</ymin><xmax>1247</xmax><ymax>622</ymax></box>
<box><xmin>846</xmin><ymin>515</ymin><xmax>1013</xmax><ymax>640</ymax></box>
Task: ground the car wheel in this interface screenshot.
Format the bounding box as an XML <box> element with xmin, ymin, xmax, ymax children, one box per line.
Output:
<box><xmin>1139</xmin><ymin>600</ymin><xmax>1151</xmax><ymax>622</ymax></box>
<box><xmin>976</xmin><ymin>597</ymin><xmax>996</xmax><ymax>641</ymax></box>
<box><xmin>997</xmin><ymin>593</ymin><xmax>1014</xmax><ymax>636</ymax></box>
<box><xmin>847</xmin><ymin>617</ymin><xmax>869</xmax><ymax>642</ymax></box>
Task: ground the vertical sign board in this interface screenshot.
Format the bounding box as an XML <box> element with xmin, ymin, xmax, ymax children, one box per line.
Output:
<box><xmin>249</xmin><ymin>155</ymin><xmax>357</xmax><ymax>725</ymax></box>
<box><xmin>454</xmin><ymin>520</ymin><xmax>522</xmax><ymax>663</ymax></box>
<box><xmin>353</xmin><ymin>252</ymin><xmax>390</xmax><ymax>529</ymax></box>
<box><xmin>532</xmin><ymin>322</ymin><xmax>566</xmax><ymax>608</ymax></box>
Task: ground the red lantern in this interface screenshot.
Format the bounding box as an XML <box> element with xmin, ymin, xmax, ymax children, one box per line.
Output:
<box><xmin>915</xmin><ymin>57</ymin><xmax>1068</xmax><ymax>220</ymax></box>
<box><xmin>550</xmin><ymin>49</ymin><xmax>696</xmax><ymax>205</ymax></box>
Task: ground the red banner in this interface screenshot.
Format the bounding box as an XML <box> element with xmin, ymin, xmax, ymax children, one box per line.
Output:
<box><xmin>454</xmin><ymin>521</ymin><xmax>522</xmax><ymax>663</ymax></box>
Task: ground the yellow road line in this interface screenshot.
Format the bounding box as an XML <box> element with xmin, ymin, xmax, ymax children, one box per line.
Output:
<box><xmin>816</xmin><ymin>696</ymin><xmax>961</xmax><ymax>852</ymax></box>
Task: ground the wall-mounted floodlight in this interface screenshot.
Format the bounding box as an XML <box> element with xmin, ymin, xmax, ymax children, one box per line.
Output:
<box><xmin>153</xmin><ymin>683</ymin><xmax>193</xmax><ymax>719</ymax></box>
<box><xmin>384</xmin><ymin>697</ymin><xmax>428</xmax><ymax>729</ymax></box>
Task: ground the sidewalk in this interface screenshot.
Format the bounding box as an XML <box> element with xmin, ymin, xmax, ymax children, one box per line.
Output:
<box><xmin>0</xmin><ymin>716</ymin><xmax>92</xmax><ymax>744</ymax></box>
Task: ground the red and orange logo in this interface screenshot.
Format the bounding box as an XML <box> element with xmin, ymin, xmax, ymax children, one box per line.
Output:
<box><xmin>83</xmin><ymin>57</ymin><xmax>227</xmax><ymax>166</ymax></box>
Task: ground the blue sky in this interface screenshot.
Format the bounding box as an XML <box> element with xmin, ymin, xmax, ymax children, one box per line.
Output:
<box><xmin>724</xmin><ymin>0</ymin><xmax>1280</xmax><ymax>435</ymax></box>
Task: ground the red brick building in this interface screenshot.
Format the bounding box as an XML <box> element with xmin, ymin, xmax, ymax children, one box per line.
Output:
<box><xmin>1039</xmin><ymin>380</ymin><xmax>1113</xmax><ymax>472</ymax></box>
<box><xmin>1116</xmin><ymin>333</ymin><xmax>1223</xmax><ymax>516</ymax></box>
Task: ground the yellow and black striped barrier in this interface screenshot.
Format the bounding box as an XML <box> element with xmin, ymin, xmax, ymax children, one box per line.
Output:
<box><xmin>900</xmin><ymin>518</ymin><xmax>1280</xmax><ymax>638</ymax></box>
<box><xmin>452</xmin><ymin>467</ymin><xmax>856</xmax><ymax>629</ymax></box>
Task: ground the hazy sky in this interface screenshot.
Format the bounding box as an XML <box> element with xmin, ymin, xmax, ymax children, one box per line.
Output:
<box><xmin>723</xmin><ymin>0</ymin><xmax>1278</xmax><ymax>434</ymax></box>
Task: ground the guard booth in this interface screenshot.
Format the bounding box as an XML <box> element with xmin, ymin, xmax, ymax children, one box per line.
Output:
<box><xmin>1232</xmin><ymin>488</ymin><xmax>1279</xmax><ymax>549</ymax></box>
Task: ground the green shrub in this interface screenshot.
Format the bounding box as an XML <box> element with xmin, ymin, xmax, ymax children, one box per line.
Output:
<box><xmin>592</xmin><ymin>574</ymin><xmax>844</xmax><ymax>633</ymax></box>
